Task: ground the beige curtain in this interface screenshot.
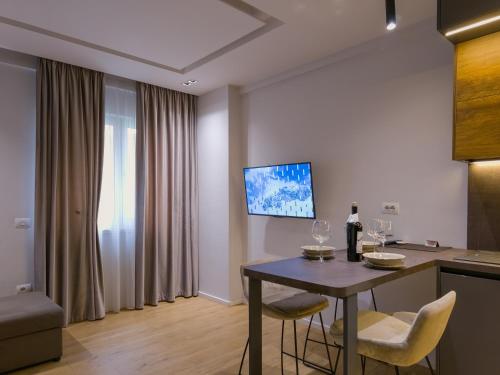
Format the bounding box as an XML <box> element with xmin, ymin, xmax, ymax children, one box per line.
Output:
<box><xmin>136</xmin><ymin>82</ymin><xmax>198</xmax><ymax>307</ymax></box>
<box><xmin>35</xmin><ymin>59</ymin><xmax>105</xmax><ymax>325</ymax></box>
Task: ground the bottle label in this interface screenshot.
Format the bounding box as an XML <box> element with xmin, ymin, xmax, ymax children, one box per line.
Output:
<box><xmin>346</xmin><ymin>213</ymin><xmax>359</xmax><ymax>223</ymax></box>
<box><xmin>356</xmin><ymin>231</ymin><xmax>363</xmax><ymax>253</ymax></box>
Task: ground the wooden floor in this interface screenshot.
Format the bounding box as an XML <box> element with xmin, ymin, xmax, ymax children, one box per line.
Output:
<box><xmin>14</xmin><ymin>297</ymin><xmax>429</xmax><ymax>375</ymax></box>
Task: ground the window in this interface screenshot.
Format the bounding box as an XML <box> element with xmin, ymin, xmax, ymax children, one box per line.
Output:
<box><xmin>98</xmin><ymin>87</ymin><xmax>136</xmax><ymax>230</ymax></box>
<box><xmin>98</xmin><ymin>83</ymin><xmax>137</xmax><ymax>312</ymax></box>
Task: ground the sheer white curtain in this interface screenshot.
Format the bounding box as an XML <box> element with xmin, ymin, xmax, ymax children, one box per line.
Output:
<box><xmin>98</xmin><ymin>82</ymin><xmax>136</xmax><ymax>312</ymax></box>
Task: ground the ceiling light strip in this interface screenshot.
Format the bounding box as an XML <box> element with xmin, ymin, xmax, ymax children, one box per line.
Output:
<box><xmin>445</xmin><ymin>14</ymin><xmax>500</xmax><ymax>37</ymax></box>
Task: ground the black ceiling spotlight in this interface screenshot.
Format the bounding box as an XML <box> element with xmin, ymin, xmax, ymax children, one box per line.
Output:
<box><xmin>385</xmin><ymin>0</ymin><xmax>397</xmax><ymax>31</ymax></box>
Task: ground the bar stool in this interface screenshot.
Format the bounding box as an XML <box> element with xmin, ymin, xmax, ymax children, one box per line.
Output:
<box><xmin>329</xmin><ymin>291</ymin><xmax>456</xmax><ymax>374</ymax></box>
<box><xmin>303</xmin><ymin>289</ymin><xmax>378</xmax><ymax>372</ymax></box>
<box><xmin>239</xmin><ymin>260</ymin><xmax>334</xmax><ymax>374</ymax></box>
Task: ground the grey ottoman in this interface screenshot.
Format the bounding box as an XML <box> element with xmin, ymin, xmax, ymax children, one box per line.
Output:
<box><xmin>0</xmin><ymin>292</ymin><xmax>63</xmax><ymax>373</ymax></box>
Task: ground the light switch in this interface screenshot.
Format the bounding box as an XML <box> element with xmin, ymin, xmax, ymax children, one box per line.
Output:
<box><xmin>15</xmin><ymin>218</ymin><xmax>32</xmax><ymax>229</ymax></box>
<box><xmin>382</xmin><ymin>202</ymin><xmax>400</xmax><ymax>215</ymax></box>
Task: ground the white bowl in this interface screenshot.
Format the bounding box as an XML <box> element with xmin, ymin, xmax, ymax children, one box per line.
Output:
<box><xmin>363</xmin><ymin>252</ymin><xmax>406</xmax><ymax>266</ymax></box>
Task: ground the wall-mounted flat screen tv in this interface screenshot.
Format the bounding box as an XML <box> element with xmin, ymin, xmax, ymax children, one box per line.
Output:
<box><xmin>243</xmin><ymin>162</ymin><xmax>316</xmax><ymax>219</ymax></box>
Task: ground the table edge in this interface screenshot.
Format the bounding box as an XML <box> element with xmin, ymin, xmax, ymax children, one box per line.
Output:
<box><xmin>243</xmin><ymin>258</ymin><xmax>439</xmax><ymax>298</ymax></box>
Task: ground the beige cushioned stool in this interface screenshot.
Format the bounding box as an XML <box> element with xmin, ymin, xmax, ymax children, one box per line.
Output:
<box><xmin>0</xmin><ymin>292</ymin><xmax>64</xmax><ymax>373</ymax></box>
<box><xmin>239</xmin><ymin>260</ymin><xmax>332</xmax><ymax>374</ymax></box>
<box><xmin>262</xmin><ymin>291</ymin><xmax>329</xmax><ymax>321</ymax></box>
<box><xmin>240</xmin><ymin>259</ymin><xmax>329</xmax><ymax>321</ymax></box>
<box><xmin>330</xmin><ymin>291</ymin><xmax>456</xmax><ymax>372</ymax></box>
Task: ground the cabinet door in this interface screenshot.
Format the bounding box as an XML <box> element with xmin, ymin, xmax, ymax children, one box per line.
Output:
<box><xmin>454</xmin><ymin>31</ymin><xmax>500</xmax><ymax>161</ymax></box>
<box><xmin>440</xmin><ymin>272</ymin><xmax>500</xmax><ymax>375</ymax></box>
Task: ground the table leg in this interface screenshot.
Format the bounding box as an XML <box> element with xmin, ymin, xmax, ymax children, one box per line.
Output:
<box><xmin>343</xmin><ymin>294</ymin><xmax>358</xmax><ymax>375</ymax></box>
<box><xmin>249</xmin><ymin>277</ymin><xmax>262</xmax><ymax>375</ymax></box>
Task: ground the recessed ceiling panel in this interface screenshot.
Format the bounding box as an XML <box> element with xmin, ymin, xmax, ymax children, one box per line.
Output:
<box><xmin>0</xmin><ymin>0</ymin><xmax>264</xmax><ymax>70</ymax></box>
<box><xmin>0</xmin><ymin>0</ymin><xmax>437</xmax><ymax>95</ymax></box>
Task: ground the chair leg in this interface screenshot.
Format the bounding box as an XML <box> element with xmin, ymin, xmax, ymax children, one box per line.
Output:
<box><xmin>361</xmin><ymin>355</ymin><xmax>366</xmax><ymax>375</ymax></box>
<box><xmin>333</xmin><ymin>346</ymin><xmax>341</xmax><ymax>374</ymax></box>
<box><xmin>293</xmin><ymin>320</ymin><xmax>300</xmax><ymax>374</ymax></box>
<box><xmin>425</xmin><ymin>355</ymin><xmax>435</xmax><ymax>375</ymax></box>
<box><xmin>334</xmin><ymin>298</ymin><xmax>339</xmax><ymax>320</ymax></box>
<box><xmin>318</xmin><ymin>312</ymin><xmax>334</xmax><ymax>372</ymax></box>
<box><xmin>333</xmin><ymin>296</ymin><xmax>341</xmax><ymax>374</ymax></box>
<box><xmin>281</xmin><ymin>321</ymin><xmax>285</xmax><ymax>375</ymax></box>
<box><xmin>302</xmin><ymin>313</ymin><xmax>314</xmax><ymax>361</ymax></box>
<box><xmin>394</xmin><ymin>365</ymin><xmax>400</xmax><ymax>375</ymax></box>
<box><xmin>238</xmin><ymin>337</ymin><xmax>249</xmax><ymax>375</ymax></box>
<box><xmin>302</xmin><ymin>312</ymin><xmax>335</xmax><ymax>374</ymax></box>
<box><xmin>370</xmin><ymin>289</ymin><xmax>378</xmax><ymax>311</ymax></box>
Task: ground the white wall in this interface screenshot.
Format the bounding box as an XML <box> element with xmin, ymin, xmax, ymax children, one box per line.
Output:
<box><xmin>241</xmin><ymin>21</ymin><xmax>468</xmax><ymax>320</ymax></box>
<box><xmin>0</xmin><ymin>59</ymin><xmax>36</xmax><ymax>297</ymax></box>
<box><xmin>228</xmin><ymin>86</ymin><xmax>247</xmax><ymax>301</ymax></box>
<box><xmin>198</xmin><ymin>86</ymin><xmax>245</xmax><ymax>304</ymax></box>
<box><xmin>198</xmin><ymin>87</ymin><xmax>231</xmax><ymax>302</ymax></box>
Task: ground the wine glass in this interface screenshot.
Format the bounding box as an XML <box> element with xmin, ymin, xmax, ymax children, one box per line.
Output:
<box><xmin>369</xmin><ymin>219</ymin><xmax>392</xmax><ymax>251</ymax></box>
<box><xmin>378</xmin><ymin>219</ymin><xmax>392</xmax><ymax>249</ymax></box>
<box><xmin>367</xmin><ymin>220</ymin><xmax>381</xmax><ymax>251</ymax></box>
<box><xmin>312</xmin><ymin>220</ymin><xmax>331</xmax><ymax>262</ymax></box>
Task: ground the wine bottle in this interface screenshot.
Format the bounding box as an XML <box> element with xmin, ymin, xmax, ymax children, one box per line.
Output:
<box><xmin>346</xmin><ymin>202</ymin><xmax>363</xmax><ymax>262</ymax></box>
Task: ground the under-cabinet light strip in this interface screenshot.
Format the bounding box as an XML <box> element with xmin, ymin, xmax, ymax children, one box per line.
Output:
<box><xmin>471</xmin><ymin>160</ymin><xmax>500</xmax><ymax>167</ymax></box>
<box><xmin>445</xmin><ymin>14</ymin><xmax>500</xmax><ymax>37</ymax></box>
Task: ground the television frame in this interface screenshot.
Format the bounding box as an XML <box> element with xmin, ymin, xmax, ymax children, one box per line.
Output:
<box><xmin>243</xmin><ymin>161</ymin><xmax>317</xmax><ymax>219</ymax></box>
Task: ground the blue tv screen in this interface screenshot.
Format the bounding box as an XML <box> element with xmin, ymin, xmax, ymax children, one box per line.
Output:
<box><xmin>243</xmin><ymin>162</ymin><xmax>316</xmax><ymax>219</ymax></box>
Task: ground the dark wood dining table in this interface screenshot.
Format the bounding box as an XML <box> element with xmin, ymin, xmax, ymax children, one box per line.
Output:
<box><xmin>242</xmin><ymin>247</ymin><xmax>494</xmax><ymax>375</ymax></box>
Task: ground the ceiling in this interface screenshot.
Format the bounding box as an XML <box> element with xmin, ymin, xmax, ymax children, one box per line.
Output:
<box><xmin>0</xmin><ymin>0</ymin><xmax>436</xmax><ymax>95</ymax></box>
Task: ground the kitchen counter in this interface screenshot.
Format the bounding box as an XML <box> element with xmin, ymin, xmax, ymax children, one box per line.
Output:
<box><xmin>435</xmin><ymin>248</ymin><xmax>500</xmax><ymax>276</ymax></box>
<box><xmin>368</xmin><ymin>246</ymin><xmax>500</xmax><ymax>276</ymax></box>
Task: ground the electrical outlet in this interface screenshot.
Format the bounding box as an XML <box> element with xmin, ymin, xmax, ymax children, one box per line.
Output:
<box><xmin>382</xmin><ymin>201</ymin><xmax>400</xmax><ymax>215</ymax></box>
<box><xmin>14</xmin><ymin>218</ymin><xmax>32</xmax><ymax>229</ymax></box>
<box><xmin>16</xmin><ymin>283</ymin><xmax>32</xmax><ymax>294</ymax></box>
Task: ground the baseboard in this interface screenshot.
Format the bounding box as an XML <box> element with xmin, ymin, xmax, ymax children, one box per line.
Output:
<box><xmin>198</xmin><ymin>291</ymin><xmax>243</xmax><ymax>306</ymax></box>
<box><xmin>301</xmin><ymin>316</ymin><xmax>331</xmax><ymax>331</ymax></box>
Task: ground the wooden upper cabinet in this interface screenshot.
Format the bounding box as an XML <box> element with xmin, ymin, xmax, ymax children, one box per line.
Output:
<box><xmin>454</xmin><ymin>31</ymin><xmax>500</xmax><ymax>161</ymax></box>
